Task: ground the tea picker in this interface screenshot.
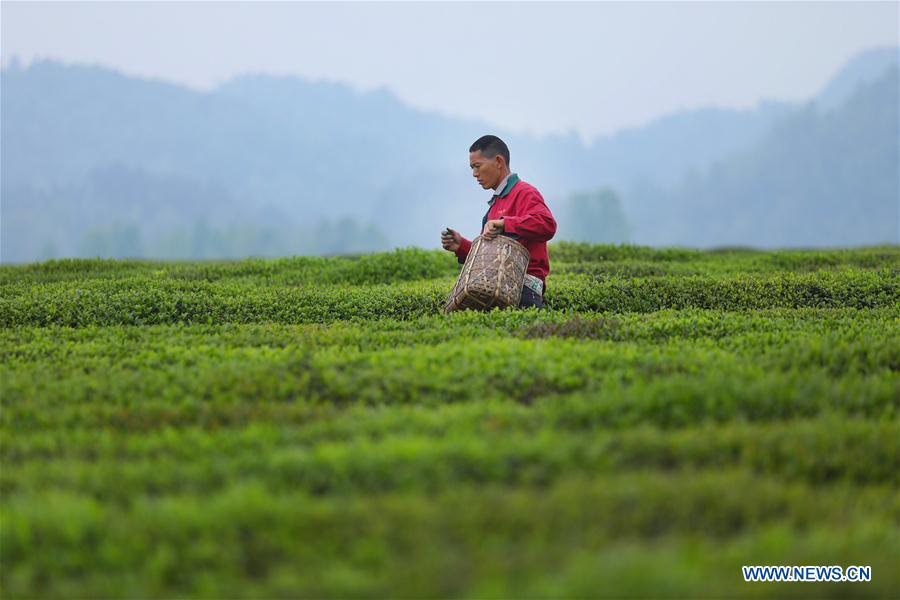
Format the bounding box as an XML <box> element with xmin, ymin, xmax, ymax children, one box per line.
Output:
<box><xmin>441</xmin><ymin>135</ymin><xmax>558</xmax><ymax>311</ymax></box>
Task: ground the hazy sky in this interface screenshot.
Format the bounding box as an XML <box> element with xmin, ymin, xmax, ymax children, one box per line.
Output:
<box><xmin>2</xmin><ymin>1</ymin><xmax>897</xmax><ymax>141</ymax></box>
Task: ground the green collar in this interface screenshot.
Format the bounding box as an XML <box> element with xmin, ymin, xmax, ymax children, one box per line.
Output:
<box><xmin>496</xmin><ymin>172</ymin><xmax>519</xmax><ymax>198</ymax></box>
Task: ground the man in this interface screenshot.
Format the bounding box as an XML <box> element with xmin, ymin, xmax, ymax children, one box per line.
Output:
<box><xmin>441</xmin><ymin>135</ymin><xmax>557</xmax><ymax>309</ymax></box>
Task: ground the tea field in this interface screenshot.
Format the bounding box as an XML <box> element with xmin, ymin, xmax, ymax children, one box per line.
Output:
<box><xmin>1</xmin><ymin>242</ymin><xmax>898</xmax><ymax>598</ymax></box>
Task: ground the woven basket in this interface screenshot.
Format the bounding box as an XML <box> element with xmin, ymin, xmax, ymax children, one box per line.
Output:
<box><xmin>444</xmin><ymin>234</ymin><xmax>530</xmax><ymax>313</ymax></box>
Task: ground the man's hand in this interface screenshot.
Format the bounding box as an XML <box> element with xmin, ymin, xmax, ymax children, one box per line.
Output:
<box><xmin>482</xmin><ymin>219</ymin><xmax>505</xmax><ymax>240</ymax></box>
<box><xmin>441</xmin><ymin>227</ymin><xmax>462</xmax><ymax>252</ymax></box>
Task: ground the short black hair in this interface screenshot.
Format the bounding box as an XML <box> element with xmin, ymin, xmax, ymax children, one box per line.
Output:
<box><xmin>469</xmin><ymin>135</ymin><xmax>510</xmax><ymax>167</ymax></box>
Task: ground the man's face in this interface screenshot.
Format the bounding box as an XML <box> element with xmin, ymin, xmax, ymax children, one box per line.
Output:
<box><xmin>469</xmin><ymin>150</ymin><xmax>506</xmax><ymax>190</ymax></box>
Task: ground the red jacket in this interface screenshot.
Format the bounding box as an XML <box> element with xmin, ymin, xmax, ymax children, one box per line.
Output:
<box><xmin>455</xmin><ymin>174</ymin><xmax>557</xmax><ymax>291</ymax></box>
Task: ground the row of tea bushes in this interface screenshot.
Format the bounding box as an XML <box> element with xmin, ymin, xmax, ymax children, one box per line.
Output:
<box><xmin>4</xmin><ymin>416</ymin><xmax>896</xmax><ymax>500</ymax></box>
<box><xmin>2</xmin><ymin>269</ymin><xmax>896</xmax><ymax>326</ymax></box>
<box><xmin>3</xmin><ymin>306</ymin><xmax>895</xmax><ymax>361</ymax></box>
<box><xmin>2</xmin><ymin>472</ymin><xmax>896</xmax><ymax>598</ymax></box>
<box><xmin>3</xmin><ymin>244</ymin><xmax>897</xmax><ymax>286</ymax></box>
<box><xmin>4</xmin><ymin>317</ymin><xmax>897</xmax><ymax>437</ymax></box>
<box><xmin>0</xmin><ymin>247</ymin><xmax>460</xmax><ymax>286</ymax></box>
<box><xmin>547</xmin><ymin>241</ymin><xmax>900</xmax><ymax>268</ymax></box>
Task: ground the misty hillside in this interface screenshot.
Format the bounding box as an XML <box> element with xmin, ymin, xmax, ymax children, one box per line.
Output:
<box><xmin>630</xmin><ymin>65</ymin><xmax>899</xmax><ymax>247</ymax></box>
<box><xmin>814</xmin><ymin>46</ymin><xmax>900</xmax><ymax>111</ymax></box>
<box><xmin>1</xmin><ymin>46</ymin><xmax>897</xmax><ymax>262</ymax></box>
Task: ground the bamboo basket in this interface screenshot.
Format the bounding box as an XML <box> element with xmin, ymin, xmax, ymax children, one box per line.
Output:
<box><xmin>443</xmin><ymin>234</ymin><xmax>530</xmax><ymax>313</ymax></box>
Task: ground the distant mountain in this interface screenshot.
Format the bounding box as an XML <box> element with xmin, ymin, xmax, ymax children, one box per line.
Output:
<box><xmin>582</xmin><ymin>101</ymin><xmax>794</xmax><ymax>190</ymax></box>
<box><xmin>2</xmin><ymin>46</ymin><xmax>897</xmax><ymax>261</ymax></box>
<box><xmin>814</xmin><ymin>46</ymin><xmax>900</xmax><ymax>112</ymax></box>
<box><xmin>630</xmin><ymin>65</ymin><xmax>899</xmax><ymax>247</ymax></box>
